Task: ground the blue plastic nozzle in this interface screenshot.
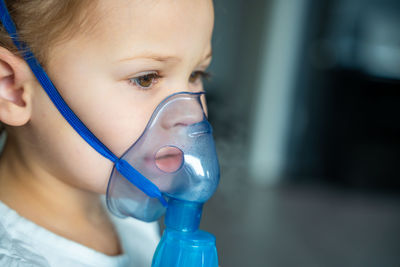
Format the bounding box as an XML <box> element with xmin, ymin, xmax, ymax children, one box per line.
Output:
<box><xmin>151</xmin><ymin>198</ymin><xmax>218</xmax><ymax>267</ymax></box>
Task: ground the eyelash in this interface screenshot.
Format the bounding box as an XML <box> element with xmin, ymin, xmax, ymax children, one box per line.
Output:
<box><xmin>128</xmin><ymin>72</ymin><xmax>161</xmax><ymax>89</ymax></box>
<box><xmin>128</xmin><ymin>70</ymin><xmax>211</xmax><ymax>90</ymax></box>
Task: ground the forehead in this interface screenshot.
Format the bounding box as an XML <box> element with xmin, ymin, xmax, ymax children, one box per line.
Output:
<box><xmin>82</xmin><ymin>0</ymin><xmax>214</xmax><ymax>61</ymax></box>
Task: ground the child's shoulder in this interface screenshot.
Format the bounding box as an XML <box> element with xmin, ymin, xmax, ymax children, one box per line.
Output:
<box><xmin>0</xmin><ymin>220</ymin><xmax>50</xmax><ymax>267</ymax></box>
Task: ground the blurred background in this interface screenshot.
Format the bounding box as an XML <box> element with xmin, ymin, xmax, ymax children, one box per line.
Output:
<box><xmin>200</xmin><ymin>0</ymin><xmax>400</xmax><ymax>266</ymax></box>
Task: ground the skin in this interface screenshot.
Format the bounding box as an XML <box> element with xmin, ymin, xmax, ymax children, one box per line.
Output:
<box><xmin>0</xmin><ymin>0</ymin><xmax>214</xmax><ymax>256</ymax></box>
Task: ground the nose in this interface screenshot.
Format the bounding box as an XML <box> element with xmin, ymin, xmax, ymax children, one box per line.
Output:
<box><xmin>161</xmin><ymin>96</ymin><xmax>205</xmax><ymax>129</ymax></box>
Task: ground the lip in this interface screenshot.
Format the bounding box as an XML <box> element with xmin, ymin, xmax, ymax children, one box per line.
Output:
<box><xmin>153</xmin><ymin>146</ymin><xmax>184</xmax><ymax>173</ymax></box>
<box><xmin>143</xmin><ymin>149</ymin><xmax>183</xmax><ymax>164</ymax></box>
<box><xmin>155</xmin><ymin>151</ymin><xmax>182</xmax><ymax>160</ymax></box>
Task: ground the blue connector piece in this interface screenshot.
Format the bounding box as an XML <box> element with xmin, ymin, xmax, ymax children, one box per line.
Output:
<box><xmin>152</xmin><ymin>198</ymin><xmax>218</xmax><ymax>267</ymax></box>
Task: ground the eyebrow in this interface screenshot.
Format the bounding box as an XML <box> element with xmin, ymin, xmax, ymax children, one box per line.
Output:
<box><xmin>118</xmin><ymin>50</ymin><xmax>213</xmax><ymax>63</ymax></box>
<box><xmin>118</xmin><ymin>53</ymin><xmax>180</xmax><ymax>63</ymax></box>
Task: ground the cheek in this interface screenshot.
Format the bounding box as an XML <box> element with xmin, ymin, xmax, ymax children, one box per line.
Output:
<box><xmin>29</xmin><ymin>87</ymin><xmax>154</xmax><ymax>194</ymax></box>
<box><xmin>59</xmin><ymin>138</ymin><xmax>115</xmax><ymax>194</ymax></box>
<box><xmin>57</xmin><ymin>79</ymin><xmax>156</xmax><ymax>157</ymax></box>
<box><xmin>101</xmin><ymin>113</ymin><xmax>149</xmax><ymax>156</ymax></box>
<box><xmin>200</xmin><ymin>94</ymin><xmax>208</xmax><ymax>117</ymax></box>
<box><xmin>29</xmin><ymin>87</ymin><xmax>115</xmax><ymax>194</ymax></box>
<box><xmin>53</xmin><ymin>131</ymin><xmax>114</xmax><ymax>194</ymax></box>
<box><xmin>82</xmin><ymin>89</ymin><xmax>152</xmax><ymax>156</ymax></box>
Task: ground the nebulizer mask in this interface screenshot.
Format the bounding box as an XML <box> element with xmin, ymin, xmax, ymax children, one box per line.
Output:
<box><xmin>1</xmin><ymin>1</ymin><xmax>220</xmax><ymax>266</ymax></box>
<box><xmin>107</xmin><ymin>91</ymin><xmax>219</xmax><ymax>222</ymax></box>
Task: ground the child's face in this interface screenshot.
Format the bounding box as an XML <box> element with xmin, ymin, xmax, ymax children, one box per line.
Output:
<box><xmin>28</xmin><ymin>0</ymin><xmax>214</xmax><ymax>193</ymax></box>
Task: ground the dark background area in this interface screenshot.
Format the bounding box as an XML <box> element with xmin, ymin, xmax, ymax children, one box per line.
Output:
<box><xmin>199</xmin><ymin>0</ymin><xmax>400</xmax><ymax>266</ymax></box>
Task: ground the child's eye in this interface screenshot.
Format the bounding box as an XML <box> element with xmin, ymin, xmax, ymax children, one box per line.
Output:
<box><xmin>189</xmin><ymin>71</ymin><xmax>211</xmax><ymax>83</ymax></box>
<box><xmin>129</xmin><ymin>72</ymin><xmax>160</xmax><ymax>89</ymax></box>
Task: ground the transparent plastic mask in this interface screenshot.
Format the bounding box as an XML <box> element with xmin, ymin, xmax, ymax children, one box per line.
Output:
<box><xmin>106</xmin><ymin>92</ymin><xmax>220</xmax><ymax>222</ymax></box>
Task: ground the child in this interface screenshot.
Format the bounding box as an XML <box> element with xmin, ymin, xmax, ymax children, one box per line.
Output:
<box><xmin>0</xmin><ymin>0</ymin><xmax>214</xmax><ymax>266</ymax></box>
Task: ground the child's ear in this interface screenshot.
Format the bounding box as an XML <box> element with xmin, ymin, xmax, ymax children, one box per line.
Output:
<box><xmin>0</xmin><ymin>46</ymin><xmax>34</xmax><ymax>126</ymax></box>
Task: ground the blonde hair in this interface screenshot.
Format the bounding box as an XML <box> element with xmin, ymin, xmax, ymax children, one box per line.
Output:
<box><xmin>0</xmin><ymin>0</ymin><xmax>97</xmax><ymax>134</ymax></box>
<box><xmin>0</xmin><ymin>0</ymin><xmax>97</xmax><ymax>64</ymax></box>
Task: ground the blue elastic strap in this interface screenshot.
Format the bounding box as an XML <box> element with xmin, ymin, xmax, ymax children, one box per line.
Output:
<box><xmin>0</xmin><ymin>0</ymin><xmax>166</xmax><ymax>206</ymax></box>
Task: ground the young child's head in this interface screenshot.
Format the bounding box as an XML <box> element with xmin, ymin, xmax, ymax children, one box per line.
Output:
<box><xmin>0</xmin><ymin>0</ymin><xmax>214</xmax><ymax>196</ymax></box>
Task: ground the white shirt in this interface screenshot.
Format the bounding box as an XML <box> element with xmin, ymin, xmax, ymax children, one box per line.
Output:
<box><xmin>0</xmin><ymin>200</ymin><xmax>160</xmax><ymax>267</ymax></box>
